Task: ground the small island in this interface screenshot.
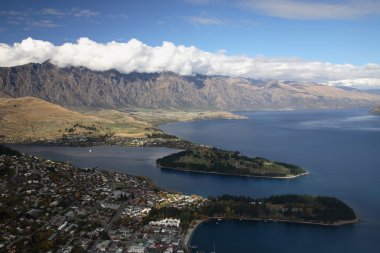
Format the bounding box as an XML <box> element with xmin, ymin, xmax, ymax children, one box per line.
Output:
<box><xmin>157</xmin><ymin>147</ymin><xmax>307</xmax><ymax>178</ymax></box>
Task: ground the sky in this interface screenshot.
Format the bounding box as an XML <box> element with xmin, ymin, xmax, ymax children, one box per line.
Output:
<box><xmin>1</xmin><ymin>0</ymin><xmax>380</xmax><ymax>89</ymax></box>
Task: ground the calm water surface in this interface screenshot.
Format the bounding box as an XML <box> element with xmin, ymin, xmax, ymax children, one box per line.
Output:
<box><xmin>9</xmin><ymin>108</ymin><xmax>380</xmax><ymax>253</ymax></box>
<box><xmin>161</xmin><ymin>108</ymin><xmax>380</xmax><ymax>253</ymax></box>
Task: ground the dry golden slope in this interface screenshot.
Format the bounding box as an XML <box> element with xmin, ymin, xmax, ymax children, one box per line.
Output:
<box><xmin>0</xmin><ymin>97</ymin><xmax>244</xmax><ymax>142</ymax></box>
<box><xmin>0</xmin><ymin>97</ymin><xmax>153</xmax><ymax>141</ymax></box>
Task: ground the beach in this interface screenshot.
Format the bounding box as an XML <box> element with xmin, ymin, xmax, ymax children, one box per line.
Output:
<box><xmin>184</xmin><ymin>219</ymin><xmax>206</xmax><ymax>248</ymax></box>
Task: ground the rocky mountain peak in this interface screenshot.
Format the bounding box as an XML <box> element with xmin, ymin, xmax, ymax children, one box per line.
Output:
<box><xmin>1</xmin><ymin>62</ymin><xmax>380</xmax><ymax>110</ymax></box>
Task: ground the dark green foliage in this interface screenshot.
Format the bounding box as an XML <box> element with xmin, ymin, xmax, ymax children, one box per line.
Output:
<box><xmin>147</xmin><ymin>132</ymin><xmax>178</xmax><ymax>139</ymax></box>
<box><xmin>201</xmin><ymin>195</ymin><xmax>265</xmax><ymax>218</ymax></box>
<box><xmin>156</xmin><ymin>148</ymin><xmax>306</xmax><ymax>177</ymax></box>
<box><xmin>274</xmin><ymin>162</ymin><xmax>305</xmax><ymax>174</ymax></box>
<box><xmin>267</xmin><ymin>194</ymin><xmax>311</xmax><ymax>204</ymax></box>
<box><xmin>145</xmin><ymin>194</ymin><xmax>356</xmax><ymax>228</ymax></box>
<box><xmin>100</xmin><ymin>230</ymin><xmax>110</xmax><ymax>240</ymax></box>
<box><xmin>267</xmin><ymin>194</ymin><xmax>356</xmax><ymax>222</ymax></box>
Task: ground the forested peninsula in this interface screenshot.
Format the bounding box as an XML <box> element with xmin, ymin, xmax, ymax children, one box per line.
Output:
<box><xmin>145</xmin><ymin>194</ymin><xmax>358</xmax><ymax>231</ymax></box>
<box><xmin>156</xmin><ymin>148</ymin><xmax>307</xmax><ymax>178</ymax></box>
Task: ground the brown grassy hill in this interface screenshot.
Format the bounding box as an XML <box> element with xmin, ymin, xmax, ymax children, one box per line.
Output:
<box><xmin>0</xmin><ymin>97</ymin><xmax>243</xmax><ymax>142</ymax></box>
<box><xmin>0</xmin><ymin>97</ymin><xmax>153</xmax><ymax>141</ymax></box>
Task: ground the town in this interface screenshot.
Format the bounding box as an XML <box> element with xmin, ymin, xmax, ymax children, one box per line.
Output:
<box><xmin>10</xmin><ymin>134</ymin><xmax>207</xmax><ymax>151</ymax></box>
<box><xmin>0</xmin><ymin>147</ymin><xmax>206</xmax><ymax>253</ymax></box>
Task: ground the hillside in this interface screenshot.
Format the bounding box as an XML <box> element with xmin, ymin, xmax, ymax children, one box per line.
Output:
<box><xmin>1</xmin><ymin>62</ymin><xmax>379</xmax><ymax>110</ymax></box>
<box><xmin>157</xmin><ymin>148</ymin><xmax>307</xmax><ymax>178</ymax></box>
<box><xmin>0</xmin><ymin>97</ymin><xmax>154</xmax><ymax>141</ymax></box>
<box><xmin>0</xmin><ymin>97</ymin><xmax>245</xmax><ymax>142</ymax></box>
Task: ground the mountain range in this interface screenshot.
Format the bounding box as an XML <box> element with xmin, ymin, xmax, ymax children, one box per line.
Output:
<box><xmin>1</xmin><ymin>61</ymin><xmax>380</xmax><ymax>111</ymax></box>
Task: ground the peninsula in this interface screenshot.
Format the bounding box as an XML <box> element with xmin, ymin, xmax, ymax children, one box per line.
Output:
<box><xmin>156</xmin><ymin>148</ymin><xmax>307</xmax><ymax>178</ymax></box>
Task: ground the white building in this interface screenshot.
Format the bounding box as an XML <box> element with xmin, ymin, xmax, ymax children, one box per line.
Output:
<box><xmin>127</xmin><ymin>245</ymin><xmax>145</xmax><ymax>253</ymax></box>
<box><xmin>149</xmin><ymin>218</ymin><xmax>180</xmax><ymax>227</ymax></box>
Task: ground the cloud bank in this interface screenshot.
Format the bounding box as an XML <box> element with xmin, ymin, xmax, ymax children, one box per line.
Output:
<box><xmin>1</xmin><ymin>37</ymin><xmax>380</xmax><ymax>89</ymax></box>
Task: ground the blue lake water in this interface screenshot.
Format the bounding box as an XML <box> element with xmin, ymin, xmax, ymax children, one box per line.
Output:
<box><xmin>9</xmin><ymin>108</ymin><xmax>380</xmax><ymax>253</ymax></box>
<box><xmin>161</xmin><ymin>108</ymin><xmax>380</xmax><ymax>253</ymax></box>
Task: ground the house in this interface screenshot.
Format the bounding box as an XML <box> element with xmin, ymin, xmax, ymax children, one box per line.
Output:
<box><xmin>127</xmin><ymin>245</ymin><xmax>145</xmax><ymax>253</ymax></box>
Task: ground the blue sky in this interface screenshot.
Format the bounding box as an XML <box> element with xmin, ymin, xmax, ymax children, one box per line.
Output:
<box><xmin>1</xmin><ymin>0</ymin><xmax>379</xmax><ymax>65</ymax></box>
<box><xmin>1</xmin><ymin>0</ymin><xmax>380</xmax><ymax>88</ymax></box>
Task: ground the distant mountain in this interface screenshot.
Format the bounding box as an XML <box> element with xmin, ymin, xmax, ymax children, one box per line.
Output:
<box><xmin>363</xmin><ymin>89</ymin><xmax>380</xmax><ymax>95</ymax></box>
<box><xmin>335</xmin><ymin>86</ymin><xmax>361</xmax><ymax>92</ymax></box>
<box><xmin>370</xmin><ymin>106</ymin><xmax>380</xmax><ymax>115</ymax></box>
<box><xmin>1</xmin><ymin>61</ymin><xmax>380</xmax><ymax>110</ymax></box>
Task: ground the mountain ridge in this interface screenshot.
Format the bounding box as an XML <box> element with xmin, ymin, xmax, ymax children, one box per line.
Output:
<box><xmin>1</xmin><ymin>61</ymin><xmax>379</xmax><ymax>110</ymax></box>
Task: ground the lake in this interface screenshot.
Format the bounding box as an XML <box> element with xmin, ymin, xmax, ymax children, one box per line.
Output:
<box><xmin>162</xmin><ymin>108</ymin><xmax>380</xmax><ymax>253</ymax></box>
<box><xmin>9</xmin><ymin>108</ymin><xmax>380</xmax><ymax>253</ymax></box>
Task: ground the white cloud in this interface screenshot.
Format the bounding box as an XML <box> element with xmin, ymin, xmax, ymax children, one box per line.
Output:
<box><xmin>240</xmin><ymin>0</ymin><xmax>380</xmax><ymax>19</ymax></box>
<box><xmin>31</xmin><ymin>20</ymin><xmax>63</xmax><ymax>28</ymax></box>
<box><xmin>185</xmin><ymin>15</ymin><xmax>257</xmax><ymax>27</ymax></box>
<box><xmin>327</xmin><ymin>78</ymin><xmax>380</xmax><ymax>90</ymax></box>
<box><xmin>72</xmin><ymin>9</ymin><xmax>99</xmax><ymax>18</ymax></box>
<box><xmin>0</xmin><ymin>37</ymin><xmax>380</xmax><ymax>89</ymax></box>
<box><xmin>40</xmin><ymin>8</ymin><xmax>65</xmax><ymax>16</ymax></box>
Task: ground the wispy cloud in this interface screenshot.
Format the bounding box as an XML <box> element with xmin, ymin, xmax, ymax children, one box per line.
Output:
<box><xmin>40</xmin><ymin>8</ymin><xmax>65</xmax><ymax>16</ymax></box>
<box><xmin>72</xmin><ymin>9</ymin><xmax>99</xmax><ymax>18</ymax></box>
<box><xmin>1</xmin><ymin>37</ymin><xmax>380</xmax><ymax>89</ymax></box>
<box><xmin>240</xmin><ymin>0</ymin><xmax>380</xmax><ymax>20</ymax></box>
<box><xmin>1</xmin><ymin>10</ymin><xmax>29</xmax><ymax>25</ymax></box>
<box><xmin>185</xmin><ymin>15</ymin><xmax>257</xmax><ymax>28</ymax></box>
<box><xmin>0</xmin><ymin>8</ymin><xmax>100</xmax><ymax>29</ymax></box>
<box><xmin>186</xmin><ymin>16</ymin><xmax>226</xmax><ymax>25</ymax></box>
<box><xmin>31</xmin><ymin>20</ymin><xmax>63</xmax><ymax>28</ymax></box>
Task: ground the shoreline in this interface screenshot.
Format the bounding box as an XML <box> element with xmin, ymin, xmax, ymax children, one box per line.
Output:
<box><xmin>230</xmin><ymin>217</ymin><xmax>359</xmax><ymax>227</ymax></box>
<box><xmin>158</xmin><ymin>165</ymin><xmax>309</xmax><ymax>180</ymax></box>
<box><xmin>153</xmin><ymin>112</ymin><xmax>247</xmax><ymax>127</ymax></box>
<box><xmin>183</xmin><ymin>219</ymin><xmax>206</xmax><ymax>248</ymax></box>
